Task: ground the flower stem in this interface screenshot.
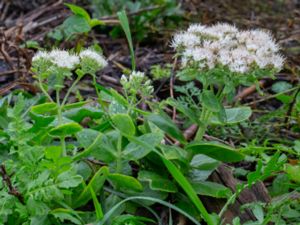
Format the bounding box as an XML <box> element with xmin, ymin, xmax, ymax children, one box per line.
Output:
<box><xmin>56</xmin><ymin>89</ymin><xmax>66</xmax><ymax>156</ymax></box>
<box><xmin>92</xmin><ymin>76</ymin><xmax>107</xmax><ymax>112</ymax></box>
<box><xmin>38</xmin><ymin>78</ymin><xmax>54</xmax><ymax>102</ymax></box>
<box><xmin>194</xmin><ymin>107</ymin><xmax>210</xmax><ymax>141</ymax></box>
<box><xmin>61</xmin><ymin>76</ymin><xmax>82</xmax><ymax>107</ymax></box>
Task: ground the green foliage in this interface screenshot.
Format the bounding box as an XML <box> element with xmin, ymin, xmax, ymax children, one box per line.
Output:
<box><xmin>150</xmin><ymin>64</ymin><xmax>172</xmax><ymax>80</ymax></box>
<box><xmin>90</xmin><ymin>0</ymin><xmax>183</xmax><ymax>41</ymax></box>
<box><xmin>2</xmin><ymin>5</ymin><xmax>298</xmax><ymax>224</ymax></box>
<box><xmin>48</xmin><ymin>3</ymin><xmax>104</xmax><ymax>41</ymax></box>
<box><xmin>186</xmin><ymin>142</ymin><xmax>245</xmax><ymax>163</ymax></box>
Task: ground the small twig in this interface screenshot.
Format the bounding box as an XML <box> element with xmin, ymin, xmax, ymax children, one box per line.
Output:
<box><xmin>0</xmin><ymin>165</ymin><xmax>24</xmax><ymax>204</ymax></box>
<box><xmin>245</xmin><ymin>86</ymin><xmax>299</xmax><ymax>106</ymax></box>
<box><xmin>101</xmin><ymin>74</ymin><xmax>120</xmax><ymax>85</ymax></box>
<box><xmin>0</xmin><ymin>81</ymin><xmax>37</xmax><ymax>96</ymax></box>
<box><xmin>0</xmin><ymin>69</ymin><xmax>23</xmax><ymax>76</ymax></box>
<box><xmin>234</xmin><ymin>80</ymin><xmax>266</xmax><ymax>101</ymax></box>
<box><xmin>0</xmin><ymin>1</ymin><xmax>10</xmax><ymax>21</ymax></box>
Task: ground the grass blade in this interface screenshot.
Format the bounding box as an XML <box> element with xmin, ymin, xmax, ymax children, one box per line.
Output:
<box><xmin>89</xmin><ymin>186</ymin><xmax>104</xmax><ymax>220</ymax></box>
<box><xmin>117</xmin><ymin>10</ymin><xmax>136</xmax><ymax>70</ymax></box>
<box><xmin>162</xmin><ymin>158</ymin><xmax>214</xmax><ymax>225</ymax></box>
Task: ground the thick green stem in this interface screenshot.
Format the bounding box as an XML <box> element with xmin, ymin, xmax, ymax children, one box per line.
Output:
<box><xmin>194</xmin><ymin>107</ymin><xmax>211</xmax><ymax>142</ymax></box>
<box><xmin>187</xmin><ymin>107</ymin><xmax>211</xmax><ymax>162</ymax></box>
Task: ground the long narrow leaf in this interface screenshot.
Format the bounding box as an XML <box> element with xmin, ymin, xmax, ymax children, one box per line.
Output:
<box><xmin>162</xmin><ymin>158</ymin><xmax>214</xmax><ymax>225</ymax></box>
<box><xmin>89</xmin><ymin>186</ymin><xmax>103</xmax><ymax>220</ymax></box>
<box><xmin>117</xmin><ymin>10</ymin><xmax>136</xmax><ymax>70</ymax></box>
<box><xmin>73</xmin><ymin>166</ymin><xmax>108</xmax><ymax>208</ymax></box>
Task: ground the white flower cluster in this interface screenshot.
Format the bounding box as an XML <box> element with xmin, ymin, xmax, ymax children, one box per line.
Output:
<box><xmin>172</xmin><ymin>23</ymin><xmax>284</xmax><ymax>73</ymax></box>
<box><xmin>120</xmin><ymin>71</ymin><xmax>154</xmax><ymax>97</ymax></box>
<box><xmin>120</xmin><ymin>71</ymin><xmax>145</xmax><ymax>84</ymax></box>
<box><xmin>79</xmin><ymin>49</ymin><xmax>108</xmax><ymax>69</ymax></box>
<box><xmin>32</xmin><ymin>49</ymin><xmax>107</xmax><ymax>70</ymax></box>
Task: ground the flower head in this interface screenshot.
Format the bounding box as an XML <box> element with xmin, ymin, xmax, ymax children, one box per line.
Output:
<box><xmin>171</xmin><ymin>32</ymin><xmax>201</xmax><ymax>49</ymax></box>
<box><xmin>121</xmin><ymin>71</ymin><xmax>153</xmax><ymax>98</ymax></box>
<box><xmin>173</xmin><ymin>23</ymin><xmax>284</xmax><ymax>74</ymax></box>
<box><xmin>79</xmin><ymin>49</ymin><xmax>108</xmax><ymax>69</ymax></box>
<box><xmin>32</xmin><ymin>51</ymin><xmax>51</xmax><ymax>62</ymax></box>
<box><xmin>48</xmin><ymin>50</ymin><xmax>79</xmax><ymax>69</ymax></box>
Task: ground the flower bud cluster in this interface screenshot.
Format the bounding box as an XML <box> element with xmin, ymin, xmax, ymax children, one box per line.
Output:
<box><xmin>120</xmin><ymin>71</ymin><xmax>154</xmax><ymax>98</ymax></box>
<box><xmin>172</xmin><ymin>23</ymin><xmax>284</xmax><ymax>74</ymax></box>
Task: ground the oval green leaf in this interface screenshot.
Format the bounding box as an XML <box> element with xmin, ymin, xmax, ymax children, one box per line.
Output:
<box><xmin>30</xmin><ymin>102</ymin><xmax>58</xmax><ymax>126</ymax></box>
<box><xmin>49</xmin><ymin>122</ymin><xmax>82</xmax><ymax>137</ymax></box>
<box><xmin>146</xmin><ymin>114</ymin><xmax>186</xmax><ymax>144</ymax></box>
<box><xmin>210</xmin><ymin>107</ymin><xmax>252</xmax><ymax>125</ymax></box>
<box><xmin>186</xmin><ymin>142</ymin><xmax>245</xmax><ymax>162</ymax></box>
<box><xmin>138</xmin><ymin>170</ymin><xmax>178</xmax><ymax>193</ymax></box>
<box><xmin>201</xmin><ymin>90</ymin><xmax>221</xmax><ymax>112</ymax></box>
<box><xmin>108</xmin><ymin>173</ymin><xmax>143</xmax><ymax>192</ymax></box>
<box><xmin>31</xmin><ymin>102</ymin><xmax>58</xmax><ymax>114</ymax></box>
<box><xmin>111</xmin><ymin>113</ymin><xmax>135</xmax><ymax>136</ymax></box>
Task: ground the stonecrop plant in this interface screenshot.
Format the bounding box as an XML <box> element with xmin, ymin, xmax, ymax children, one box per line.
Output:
<box><xmin>0</xmin><ymin>19</ymin><xmax>290</xmax><ymax>225</ymax></box>
<box><xmin>170</xmin><ymin>23</ymin><xmax>284</xmax><ymax>141</ymax></box>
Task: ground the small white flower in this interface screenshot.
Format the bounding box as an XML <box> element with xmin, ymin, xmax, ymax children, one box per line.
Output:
<box><xmin>228</xmin><ymin>48</ymin><xmax>255</xmax><ymax>73</ymax></box>
<box><xmin>211</xmin><ymin>23</ymin><xmax>238</xmax><ymax>35</ymax></box>
<box><xmin>271</xmin><ymin>54</ymin><xmax>285</xmax><ymax>70</ymax></box>
<box><xmin>49</xmin><ymin>50</ymin><xmax>79</xmax><ymax>69</ymax></box>
<box><xmin>130</xmin><ymin>71</ymin><xmax>145</xmax><ymax>80</ymax></box>
<box><xmin>120</xmin><ymin>75</ymin><xmax>128</xmax><ymax>83</ymax></box>
<box><xmin>32</xmin><ymin>51</ymin><xmax>51</xmax><ymax>62</ymax></box>
<box><xmin>172</xmin><ymin>32</ymin><xmax>201</xmax><ymax>48</ymax></box>
<box><xmin>79</xmin><ymin>49</ymin><xmax>108</xmax><ymax>69</ymax></box>
<box><xmin>218</xmin><ymin>49</ymin><xmax>232</xmax><ymax>66</ymax></box>
<box><xmin>183</xmin><ymin>48</ymin><xmax>215</xmax><ymax>69</ymax></box>
<box><xmin>187</xmin><ymin>24</ymin><xmax>207</xmax><ymax>33</ymax></box>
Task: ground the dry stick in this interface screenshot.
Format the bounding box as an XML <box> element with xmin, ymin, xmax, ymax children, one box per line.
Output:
<box><xmin>0</xmin><ymin>70</ymin><xmax>21</xmax><ymax>76</ymax></box>
<box><xmin>0</xmin><ymin>165</ymin><xmax>24</xmax><ymax>204</ymax></box>
<box><xmin>23</xmin><ymin>14</ymin><xmax>66</xmax><ymax>33</ymax></box>
<box><xmin>0</xmin><ymin>1</ymin><xmax>10</xmax><ymax>21</ymax></box>
<box><xmin>246</xmin><ymin>86</ymin><xmax>299</xmax><ymax>106</ymax></box>
<box><xmin>0</xmin><ymin>81</ymin><xmax>37</xmax><ymax>96</ymax></box>
<box><xmin>101</xmin><ymin>74</ymin><xmax>120</xmax><ymax>85</ymax></box>
<box><xmin>234</xmin><ymin>80</ymin><xmax>266</xmax><ymax>101</ymax></box>
<box><xmin>0</xmin><ymin>39</ymin><xmax>16</xmax><ymax>70</ymax></box>
<box><xmin>4</xmin><ymin>0</ymin><xmax>63</xmax><ymax>37</ymax></box>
